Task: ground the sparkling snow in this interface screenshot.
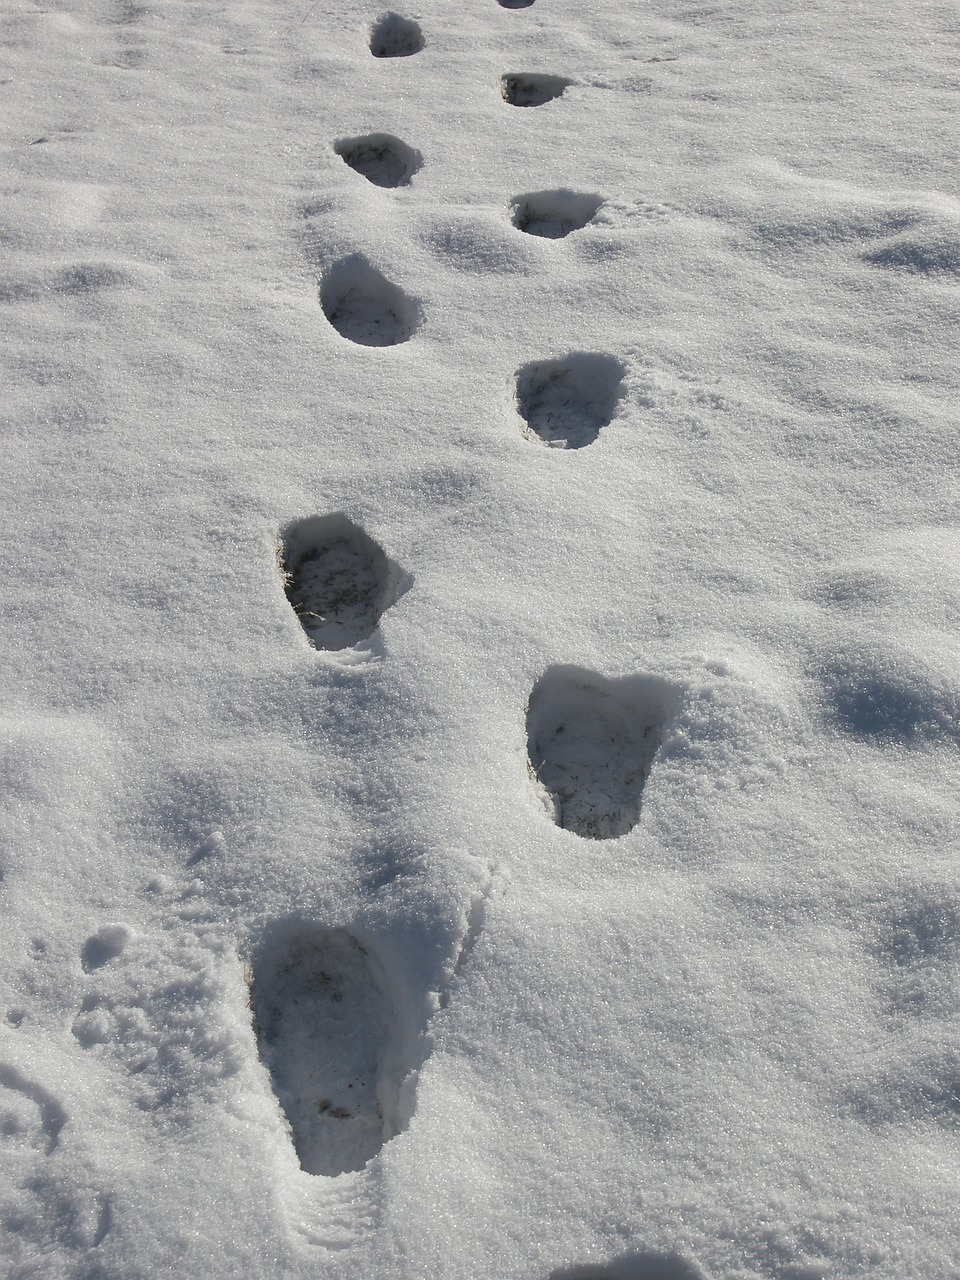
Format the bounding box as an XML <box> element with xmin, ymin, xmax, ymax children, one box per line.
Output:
<box><xmin>1</xmin><ymin>0</ymin><xmax>958</xmax><ymax>1277</ymax></box>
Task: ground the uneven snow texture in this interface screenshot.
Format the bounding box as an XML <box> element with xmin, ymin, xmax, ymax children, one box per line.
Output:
<box><xmin>1</xmin><ymin>0</ymin><xmax>959</xmax><ymax>1277</ymax></box>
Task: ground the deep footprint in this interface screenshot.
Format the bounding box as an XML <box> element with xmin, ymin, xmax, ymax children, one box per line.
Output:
<box><xmin>501</xmin><ymin>73</ymin><xmax>572</xmax><ymax>107</ymax></box>
<box><xmin>526</xmin><ymin>666</ymin><xmax>676</xmax><ymax>839</ymax></box>
<box><xmin>251</xmin><ymin>925</ymin><xmax>399</xmax><ymax>1177</ymax></box>
<box><xmin>549</xmin><ymin>1250</ymin><xmax>708</xmax><ymax>1280</ymax></box>
<box><xmin>333</xmin><ymin>133</ymin><xmax>422</xmax><ymax>188</ymax></box>
<box><xmin>369</xmin><ymin>12</ymin><xmax>424</xmax><ymax>57</ymax></box>
<box><xmin>320</xmin><ymin>255</ymin><xmax>420</xmax><ymax>347</ymax></box>
<box><xmin>511</xmin><ymin>190</ymin><xmax>603</xmax><ymax>239</ymax></box>
<box><xmin>279</xmin><ymin>514</ymin><xmax>407</xmax><ymax>651</ymax></box>
<box><xmin>515</xmin><ymin>353</ymin><xmax>626</xmax><ymax>449</ymax></box>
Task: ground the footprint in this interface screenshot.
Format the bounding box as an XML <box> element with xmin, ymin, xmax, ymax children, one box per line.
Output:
<box><xmin>501</xmin><ymin>72</ymin><xmax>572</xmax><ymax>107</ymax></box>
<box><xmin>515</xmin><ymin>353</ymin><xmax>626</xmax><ymax>449</ymax></box>
<box><xmin>846</xmin><ymin>1045</ymin><xmax>960</xmax><ymax>1129</ymax></box>
<box><xmin>278</xmin><ymin>513</ymin><xmax>408</xmax><ymax>651</ymax></box>
<box><xmin>99</xmin><ymin>47</ymin><xmax>147</xmax><ymax>69</ymax></box>
<box><xmin>320</xmin><ymin>255</ymin><xmax>420</xmax><ymax>347</ymax></box>
<box><xmin>369</xmin><ymin>12</ymin><xmax>424</xmax><ymax>58</ymax></box>
<box><xmin>0</xmin><ymin>1064</ymin><xmax>67</xmax><ymax>1156</ymax></box>
<box><xmin>0</xmin><ymin>1063</ymin><xmax>108</xmax><ymax>1263</ymax></box>
<box><xmin>419</xmin><ymin>213</ymin><xmax>535</xmax><ymax>276</ymax></box>
<box><xmin>548</xmin><ymin>1250</ymin><xmax>708</xmax><ymax>1280</ymax></box>
<box><xmin>498</xmin><ymin>0</ymin><xmax>535</xmax><ymax>7</ymax></box>
<box><xmin>111</xmin><ymin>0</ymin><xmax>147</xmax><ymax>23</ymax></box>
<box><xmin>861</xmin><ymin>231</ymin><xmax>960</xmax><ymax>278</ymax></box>
<box><xmin>871</xmin><ymin>896</ymin><xmax>960</xmax><ymax>1020</ymax></box>
<box><xmin>333</xmin><ymin>133</ymin><xmax>422</xmax><ymax>188</ymax></box>
<box><xmin>250</xmin><ymin>924</ymin><xmax>402</xmax><ymax>1177</ymax></box>
<box><xmin>52</xmin><ymin>262</ymin><xmax>134</xmax><ymax>295</ymax></box>
<box><xmin>877</xmin><ymin>900</ymin><xmax>960</xmax><ymax>969</ymax></box>
<box><xmin>818</xmin><ymin>644</ymin><xmax>960</xmax><ymax>745</ymax></box>
<box><xmin>526</xmin><ymin>666</ymin><xmax>677</xmax><ymax>839</ymax></box>
<box><xmin>511</xmin><ymin>190</ymin><xmax>603</xmax><ymax>239</ymax></box>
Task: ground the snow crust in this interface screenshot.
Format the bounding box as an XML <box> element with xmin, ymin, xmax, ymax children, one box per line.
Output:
<box><xmin>1</xmin><ymin>0</ymin><xmax>958</xmax><ymax>1276</ymax></box>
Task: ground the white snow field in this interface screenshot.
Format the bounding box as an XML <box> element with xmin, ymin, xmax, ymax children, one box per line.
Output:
<box><xmin>1</xmin><ymin>0</ymin><xmax>958</xmax><ymax>1275</ymax></box>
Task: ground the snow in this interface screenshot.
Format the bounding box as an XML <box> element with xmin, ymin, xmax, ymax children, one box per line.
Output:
<box><xmin>1</xmin><ymin>0</ymin><xmax>958</xmax><ymax>1276</ymax></box>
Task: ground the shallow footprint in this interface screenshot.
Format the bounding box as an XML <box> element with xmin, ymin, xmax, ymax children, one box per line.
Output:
<box><xmin>511</xmin><ymin>190</ymin><xmax>603</xmax><ymax>239</ymax></box>
<box><xmin>501</xmin><ymin>72</ymin><xmax>572</xmax><ymax>107</ymax></box>
<box><xmin>333</xmin><ymin>133</ymin><xmax>421</xmax><ymax>188</ymax></box>
<box><xmin>369</xmin><ymin>12</ymin><xmax>424</xmax><ymax>57</ymax></box>
<box><xmin>515</xmin><ymin>353</ymin><xmax>625</xmax><ymax>449</ymax></box>
<box><xmin>0</xmin><ymin>1064</ymin><xmax>67</xmax><ymax>1156</ymax></box>
<box><xmin>818</xmin><ymin>643</ymin><xmax>960</xmax><ymax>745</ymax></box>
<box><xmin>252</xmin><ymin>924</ymin><xmax>398</xmax><ymax>1177</ymax></box>
<box><xmin>320</xmin><ymin>255</ymin><xmax>420</xmax><ymax>347</ymax></box>
<box><xmin>279</xmin><ymin>514</ymin><xmax>407</xmax><ymax>651</ymax></box>
<box><xmin>526</xmin><ymin>666</ymin><xmax>676</xmax><ymax>839</ymax></box>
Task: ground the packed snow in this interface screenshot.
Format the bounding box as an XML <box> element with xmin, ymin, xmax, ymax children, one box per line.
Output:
<box><xmin>1</xmin><ymin>0</ymin><xmax>958</xmax><ymax>1276</ymax></box>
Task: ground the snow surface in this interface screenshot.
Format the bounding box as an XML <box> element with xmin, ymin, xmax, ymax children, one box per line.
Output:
<box><xmin>1</xmin><ymin>0</ymin><xmax>959</xmax><ymax>1276</ymax></box>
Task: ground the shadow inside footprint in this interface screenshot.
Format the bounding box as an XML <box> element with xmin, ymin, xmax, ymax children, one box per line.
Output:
<box><xmin>527</xmin><ymin>666</ymin><xmax>679</xmax><ymax>839</ymax></box>
<box><xmin>501</xmin><ymin>72</ymin><xmax>572</xmax><ymax>106</ymax></box>
<box><xmin>549</xmin><ymin>1250</ymin><xmax>708</xmax><ymax>1280</ymax></box>
<box><xmin>499</xmin><ymin>0</ymin><xmax>535</xmax><ymax>7</ymax></box>
<box><xmin>515</xmin><ymin>353</ymin><xmax>626</xmax><ymax>449</ymax></box>
<box><xmin>369</xmin><ymin>12</ymin><xmax>424</xmax><ymax>57</ymax></box>
<box><xmin>512</xmin><ymin>190</ymin><xmax>603</xmax><ymax>239</ymax></box>
<box><xmin>320</xmin><ymin>255</ymin><xmax>420</xmax><ymax>347</ymax></box>
<box><xmin>333</xmin><ymin>133</ymin><xmax>422</xmax><ymax>188</ymax></box>
<box><xmin>251</xmin><ymin>924</ymin><xmax>400</xmax><ymax>1176</ymax></box>
<box><xmin>279</xmin><ymin>513</ymin><xmax>409</xmax><ymax>651</ymax></box>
